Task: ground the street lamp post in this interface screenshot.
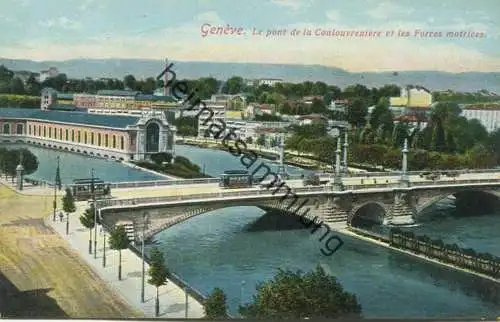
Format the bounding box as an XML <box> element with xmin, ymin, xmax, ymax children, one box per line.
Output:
<box><xmin>334</xmin><ymin>136</ymin><xmax>342</xmax><ymax>188</ymax></box>
<box><xmin>52</xmin><ymin>156</ymin><xmax>60</xmax><ymax>221</ymax></box>
<box><xmin>65</xmin><ymin>212</ymin><xmax>69</xmax><ymax>235</ymax></box>
<box><xmin>400</xmin><ymin>138</ymin><xmax>410</xmax><ymax>187</ymax></box>
<box><xmin>140</xmin><ymin>212</ymin><xmax>148</xmax><ymax>303</ymax></box>
<box><xmin>102</xmin><ymin>226</ymin><xmax>107</xmax><ymax>267</ymax></box>
<box><xmin>92</xmin><ymin>169</ymin><xmax>98</xmax><ymax>259</ymax></box>
<box><xmin>342</xmin><ymin>131</ymin><xmax>349</xmax><ymax>173</ymax></box>
<box><xmin>184</xmin><ymin>286</ymin><xmax>188</xmax><ymax>318</ymax></box>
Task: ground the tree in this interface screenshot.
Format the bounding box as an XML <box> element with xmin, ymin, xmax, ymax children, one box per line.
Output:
<box><xmin>223</xmin><ymin>76</ymin><xmax>245</xmax><ymax>94</ymax></box>
<box><xmin>62</xmin><ymin>187</ymin><xmax>76</xmax><ymax>214</ymax></box>
<box><xmin>239</xmin><ymin>265</ymin><xmax>361</xmax><ymax>319</ymax></box>
<box><xmin>346</xmin><ymin>98</ymin><xmax>368</xmax><ymax>127</ymax></box>
<box><xmin>369</xmin><ymin>97</ymin><xmax>391</xmax><ymax>130</ymax></box>
<box><xmin>310</xmin><ymin>98</ymin><xmax>327</xmax><ymax>113</ymax></box>
<box><xmin>151</xmin><ymin>152</ymin><xmax>173</xmax><ymax>165</ymax></box>
<box><xmin>109</xmin><ymin>225</ymin><xmax>130</xmax><ymax>280</ymax></box>
<box><xmin>430</xmin><ymin>119</ymin><xmax>446</xmax><ymax>152</ymax></box>
<box><xmin>79</xmin><ymin>204</ymin><xmax>96</xmax><ymax>254</ymax></box>
<box><xmin>123</xmin><ymin>74</ymin><xmax>137</xmax><ymax>90</ymax></box>
<box><xmin>10</xmin><ymin>77</ymin><xmax>25</xmax><ymax>94</ymax></box>
<box><xmin>62</xmin><ymin>187</ymin><xmax>76</xmax><ymax>235</ymax></box>
<box><xmin>148</xmin><ymin>247</ymin><xmax>169</xmax><ymax>317</ymax></box>
<box><xmin>0</xmin><ymin>148</ymin><xmax>38</xmax><ymax>179</ymax></box>
<box><xmin>204</xmin><ymin>288</ymin><xmax>228</xmax><ymax>319</ymax></box>
<box><xmin>256</xmin><ymin>134</ymin><xmax>266</xmax><ymax>146</ymax></box>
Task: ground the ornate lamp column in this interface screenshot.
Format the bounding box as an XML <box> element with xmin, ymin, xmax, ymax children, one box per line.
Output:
<box><xmin>15</xmin><ymin>151</ymin><xmax>24</xmax><ymax>191</ymax></box>
<box><xmin>400</xmin><ymin>138</ymin><xmax>410</xmax><ymax>187</ymax></box>
<box><xmin>333</xmin><ymin>136</ymin><xmax>343</xmax><ymax>189</ymax></box>
<box><xmin>342</xmin><ymin>131</ymin><xmax>349</xmax><ymax>173</ymax></box>
<box><xmin>276</xmin><ymin>133</ymin><xmax>287</xmax><ymax>179</ymax></box>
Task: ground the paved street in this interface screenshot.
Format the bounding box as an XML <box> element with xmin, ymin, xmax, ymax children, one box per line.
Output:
<box><xmin>47</xmin><ymin>202</ymin><xmax>205</xmax><ymax>319</ymax></box>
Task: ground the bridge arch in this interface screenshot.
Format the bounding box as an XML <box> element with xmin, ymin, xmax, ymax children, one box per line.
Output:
<box><xmin>349</xmin><ymin>202</ymin><xmax>388</xmax><ymax>226</ymax></box>
<box><xmin>416</xmin><ymin>189</ymin><xmax>500</xmax><ymax>218</ymax></box>
<box><xmin>99</xmin><ymin>195</ymin><xmax>327</xmax><ymax>241</ymax></box>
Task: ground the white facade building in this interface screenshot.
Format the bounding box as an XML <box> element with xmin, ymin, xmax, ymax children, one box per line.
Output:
<box><xmin>257</xmin><ymin>78</ymin><xmax>283</xmax><ymax>87</ymax></box>
<box><xmin>197</xmin><ymin>103</ymin><xmax>226</xmax><ymax>137</ymax></box>
<box><xmin>461</xmin><ymin>107</ymin><xmax>500</xmax><ymax>132</ymax></box>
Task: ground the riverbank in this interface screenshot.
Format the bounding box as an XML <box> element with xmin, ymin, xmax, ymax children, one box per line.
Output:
<box><xmin>121</xmin><ymin>161</ymin><xmax>180</xmax><ymax>180</ymax></box>
<box><xmin>46</xmin><ymin>201</ymin><xmax>205</xmax><ymax>318</ymax></box>
<box><xmin>332</xmin><ymin>224</ymin><xmax>500</xmax><ymax>285</ymax></box>
<box><xmin>178</xmin><ymin>139</ymin><xmax>368</xmax><ymax>173</ymax></box>
<box><xmin>0</xmin><ymin>184</ymin><xmax>138</xmax><ymax>318</ymax></box>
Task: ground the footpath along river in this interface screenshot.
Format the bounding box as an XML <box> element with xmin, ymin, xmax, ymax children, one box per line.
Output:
<box><xmin>9</xmin><ymin>143</ymin><xmax>500</xmax><ymax>318</ymax></box>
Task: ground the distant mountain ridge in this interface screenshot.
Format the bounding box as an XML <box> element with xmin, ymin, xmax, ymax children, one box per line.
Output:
<box><xmin>1</xmin><ymin>58</ymin><xmax>499</xmax><ymax>93</ymax></box>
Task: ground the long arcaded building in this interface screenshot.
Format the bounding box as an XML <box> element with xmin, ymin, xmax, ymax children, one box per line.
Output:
<box><xmin>0</xmin><ymin>108</ymin><xmax>176</xmax><ymax>161</ymax></box>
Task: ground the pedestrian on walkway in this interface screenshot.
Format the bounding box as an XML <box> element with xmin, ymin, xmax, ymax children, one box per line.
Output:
<box><xmin>59</xmin><ymin>211</ymin><xmax>64</xmax><ymax>222</ymax></box>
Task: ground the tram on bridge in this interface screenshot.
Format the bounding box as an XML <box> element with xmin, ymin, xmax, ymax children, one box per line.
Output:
<box><xmin>71</xmin><ymin>178</ymin><xmax>110</xmax><ymax>200</ymax></box>
<box><xmin>219</xmin><ymin>170</ymin><xmax>253</xmax><ymax>189</ymax></box>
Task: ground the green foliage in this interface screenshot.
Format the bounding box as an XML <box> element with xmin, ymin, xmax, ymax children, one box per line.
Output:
<box><xmin>62</xmin><ymin>187</ymin><xmax>76</xmax><ymax>214</ymax></box>
<box><xmin>150</xmin><ymin>152</ymin><xmax>173</xmax><ymax>165</ymax></box>
<box><xmin>147</xmin><ymin>247</ymin><xmax>169</xmax><ymax>288</ymax></box>
<box><xmin>204</xmin><ymin>288</ymin><xmax>228</xmax><ymax>319</ymax></box>
<box><xmin>173</xmin><ymin>116</ymin><xmax>198</xmax><ymax>136</ymax></box>
<box><xmin>0</xmin><ymin>94</ymin><xmax>41</xmax><ymax>108</ymax></box>
<box><xmin>109</xmin><ymin>225</ymin><xmax>130</xmax><ymax>251</ymax></box>
<box><xmin>433</xmin><ymin>91</ymin><xmax>500</xmax><ymax>103</ymax></box>
<box><xmin>239</xmin><ymin>265</ymin><xmax>362</xmax><ymax>319</ymax></box>
<box><xmin>79</xmin><ymin>205</ymin><xmax>96</xmax><ymax>229</ymax></box>
<box><xmin>346</xmin><ymin>98</ymin><xmax>368</xmax><ymax>127</ymax></box>
<box><xmin>0</xmin><ymin>148</ymin><xmax>38</xmax><ymax>177</ymax></box>
<box><xmin>256</xmin><ymin>134</ymin><xmax>266</xmax><ymax>146</ymax></box>
<box><xmin>136</xmin><ymin>154</ymin><xmax>209</xmax><ymax>179</ymax></box>
<box><xmin>149</xmin><ymin>247</ymin><xmax>165</xmax><ymax>267</ymax></box>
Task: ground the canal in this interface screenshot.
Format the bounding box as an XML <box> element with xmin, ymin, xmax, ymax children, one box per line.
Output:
<box><xmin>9</xmin><ymin>143</ymin><xmax>500</xmax><ymax>318</ymax></box>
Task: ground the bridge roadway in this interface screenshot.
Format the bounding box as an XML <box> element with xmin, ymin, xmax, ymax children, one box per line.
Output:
<box><xmin>110</xmin><ymin>171</ymin><xmax>500</xmax><ymax>200</ymax></box>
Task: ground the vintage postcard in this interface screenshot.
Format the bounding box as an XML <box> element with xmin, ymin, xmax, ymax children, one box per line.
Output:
<box><xmin>0</xmin><ymin>0</ymin><xmax>499</xmax><ymax>319</ymax></box>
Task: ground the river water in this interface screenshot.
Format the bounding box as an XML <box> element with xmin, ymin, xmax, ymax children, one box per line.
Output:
<box><xmin>8</xmin><ymin>143</ymin><xmax>500</xmax><ymax>318</ymax></box>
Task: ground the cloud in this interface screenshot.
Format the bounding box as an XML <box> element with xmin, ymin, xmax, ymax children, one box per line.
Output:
<box><xmin>39</xmin><ymin>16</ymin><xmax>82</xmax><ymax>30</ymax></box>
<box><xmin>270</xmin><ymin>0</ymin><xmax>313</xmax><ymax>11</ymax></box>
<box><xmin>367</xmin><ymin>2</ymin><xmax>414</xmax><ymax>20</ymax></box>
<box><xmin>195</xmin><ymin>11</ymin><xmax>224</xmax><ymax>24</ymax></box>
<box><xmin>78</xmin><ymin>0</ymin><xmax>96</xmax><ymax>12</ymax></box>
<box><xmin>325</xmin><ymin>10</ymin><xmax>340</xmax><ymax>21</ymax></box>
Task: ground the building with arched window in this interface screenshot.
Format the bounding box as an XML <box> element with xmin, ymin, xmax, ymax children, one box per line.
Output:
<box><xmin>0</xmin><ymin>108</ymin><xmax>176</xmax><ymax>161</ymax></box>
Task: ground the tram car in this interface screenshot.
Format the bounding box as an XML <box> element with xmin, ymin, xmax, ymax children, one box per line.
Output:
<box><xmin>71</xmin><ymin>178</ymin><xmax>110</xmax><ymax>201</ymax></box>
<box><xmin>219</xmin><ymin>170</ymin><xmax>253</xmax><ymax>189</ymax></box>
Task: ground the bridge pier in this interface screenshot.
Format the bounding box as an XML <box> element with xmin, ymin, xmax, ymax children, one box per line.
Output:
<box><xmin>385</xmin><ymin>190</ymin><xmax>415</xmax><ymax>226</ymax></box>
<box><xmin>323</xmin><ymin>196</ymin><xmax>349</xmax><ymax>223</ymax></box>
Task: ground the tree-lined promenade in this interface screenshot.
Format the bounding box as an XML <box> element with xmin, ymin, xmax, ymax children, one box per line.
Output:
<box><xmin>0</xmin><ymin>185</ymin><xmax>137</xmax><ymax>318</ymax></box>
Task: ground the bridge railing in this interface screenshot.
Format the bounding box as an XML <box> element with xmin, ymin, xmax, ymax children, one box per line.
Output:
<box><xmin>103</xmin><ymin>178</ymin><xmax>221</xmax><ymax>189</ymax></box>
<box><xmin>96</xmin><ymin>177</ymin><xmax>500</xmax><ymax>209</ymax></box>
<box><xmin>97</xmin><ymin>185</ymin><xmax>333</xmax><ymax>208</ymax></box>
<box><xmin>410</xmin><ymin>178</ymin><xmax>500</xmax><ymax>187</ymax></box>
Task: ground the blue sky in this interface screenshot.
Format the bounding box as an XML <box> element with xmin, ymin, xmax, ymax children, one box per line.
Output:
<box><xmin>0</xmin><ymin>0</ymin><xmax>499</xmax><ymax>72</ymax></box>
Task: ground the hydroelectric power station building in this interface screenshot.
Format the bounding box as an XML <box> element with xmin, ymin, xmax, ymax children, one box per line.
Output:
<box><xmin>0</xmin><ymin>106</ymin><xmax>177</xmax><ymax>161</ymax></box>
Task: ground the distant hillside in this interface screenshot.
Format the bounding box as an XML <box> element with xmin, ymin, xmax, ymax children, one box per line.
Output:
<box><xmin>1</xmin><ymin>58</ymin><xmax>499</xmax><ymax>93</ymax></box>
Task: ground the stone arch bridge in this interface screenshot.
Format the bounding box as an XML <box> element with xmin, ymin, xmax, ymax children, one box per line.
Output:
<box><xmin>96</xmin><ymin>180</ymin><xmax>500</xmax><ymax>243</ymax></box>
